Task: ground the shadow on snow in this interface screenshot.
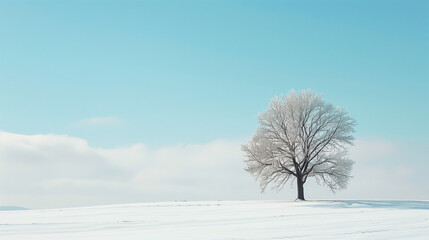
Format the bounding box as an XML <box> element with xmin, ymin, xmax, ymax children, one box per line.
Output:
<box><xmin>306</xmin><ymin>200</ymin><xmax>429</xmax><ymax>210</ymax></box>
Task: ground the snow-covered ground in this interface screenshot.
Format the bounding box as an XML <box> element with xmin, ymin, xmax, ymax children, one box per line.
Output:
<box><xmin>1</xmin><ymin>200</ymin><xmax>428</xmax><ymax>239</ymax></box>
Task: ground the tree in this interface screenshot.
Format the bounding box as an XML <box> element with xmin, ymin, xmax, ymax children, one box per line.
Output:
<box><xmin>242</xmin><ymin>90</ymin><xmax>356</xmax><ymax>200</ymax></box>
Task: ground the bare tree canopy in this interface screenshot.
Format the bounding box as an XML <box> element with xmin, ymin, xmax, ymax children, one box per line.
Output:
<box><xmin>242</xmin><ymin>90</ymin><xmax>356</xmax><ymax>200</ymax></box>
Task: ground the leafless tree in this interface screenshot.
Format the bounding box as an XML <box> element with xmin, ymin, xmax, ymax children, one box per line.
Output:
<box><xmin>242</xmin><ymin>90</ymin><xmax>356</xmax><ymax>200</ymax></box>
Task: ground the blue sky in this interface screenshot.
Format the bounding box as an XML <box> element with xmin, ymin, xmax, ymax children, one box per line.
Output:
<box><xmin>0</xmin><ymin>0</ymin><xmax>428</xmax><ymax>208</ymax></box>
<box><xmin>1</xmin><ymin>0</ymin><xmax>427</xmax><ymax>148</ymax></box>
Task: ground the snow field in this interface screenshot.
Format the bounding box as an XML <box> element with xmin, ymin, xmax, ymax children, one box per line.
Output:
<box><xmin>0</xmin><ymin>200</ymin><xmax>428</xmax><ymax>239</ymax></box>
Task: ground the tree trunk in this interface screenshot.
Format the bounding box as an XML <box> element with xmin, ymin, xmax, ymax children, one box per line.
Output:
<box><xmin>297</xmin><ymin>176</ymin><xmax>305</xmax><ymax>200</ymax></box>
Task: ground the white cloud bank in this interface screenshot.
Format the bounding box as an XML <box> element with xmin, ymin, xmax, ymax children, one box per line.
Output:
<box><xmin>0</xmin><ymin>131</ymin><xmax>428</xmax><ymax>209</ymax></box>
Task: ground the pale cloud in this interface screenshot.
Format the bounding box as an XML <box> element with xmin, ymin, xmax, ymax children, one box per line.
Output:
<box><xmin>349</xmin><ymin>139</ymin><xmax>395</xmax><ymax>162</ymax></box>
<box><xmin>307</xmin><ymin>138</ymin><xmax>429</xmax><ymax>200</ymax></box>
<box><xmin>0</xmin><ymin>131</ymin><xmax>428</xmax><ymax>209</ymax></box>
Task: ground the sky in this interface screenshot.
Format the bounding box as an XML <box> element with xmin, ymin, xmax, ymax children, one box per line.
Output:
<box><xmin>0</xmin><ymin>0</ymin><xmax>428</xmax><ymax>209</ymax></box>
